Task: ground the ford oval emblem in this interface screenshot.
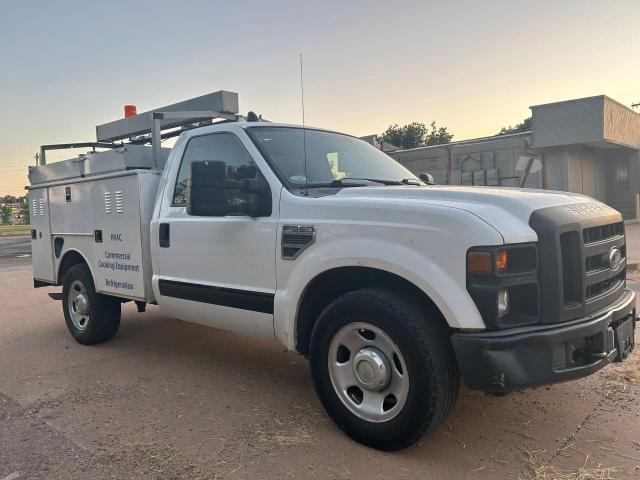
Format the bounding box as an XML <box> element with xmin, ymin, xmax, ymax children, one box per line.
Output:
<box><xmin>609</xmin><ymin>247</ymin><xmax>622</xmax><ymax>270</ymax></box>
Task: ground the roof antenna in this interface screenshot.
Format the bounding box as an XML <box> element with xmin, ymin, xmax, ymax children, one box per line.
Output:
<box><xmin>300</xmin><ymin>53</ymin><xmax>309</xmax><ymax>196</ymax></box>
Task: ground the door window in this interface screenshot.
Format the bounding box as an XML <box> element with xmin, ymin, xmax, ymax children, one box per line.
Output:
<box><xmin>173</xmin><ymin>133</ymin><xmax>259</xmax><ymax>206</ymax></box>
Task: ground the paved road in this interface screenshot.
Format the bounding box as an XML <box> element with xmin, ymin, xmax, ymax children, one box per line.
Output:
<box><xmin>0</xmin><ymin>235</ymin><xmax>31</xmax><ymax>255</ymax></box>
<box><xmin>0</xmin><ymin>255</ymin><xmax>639</xmax><ymax>480</ymax></box>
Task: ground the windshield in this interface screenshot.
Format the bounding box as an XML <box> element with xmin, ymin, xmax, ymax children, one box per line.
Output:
<box><xmin>248</xmin><ymin>127</ymin><xmax>418</xmax><ymax>187</ymax></box>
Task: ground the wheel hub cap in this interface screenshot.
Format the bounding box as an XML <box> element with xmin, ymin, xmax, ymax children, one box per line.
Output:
<box><xmin>327</xmin><ymin>322</ymin><xmax>410</xmax><ymax>423</ymax></box>
<box><xmin>75</xmin><ymin>294</ymin><xmax>89</xmax><ymax>315</ymax></box>
<box><xmin>353</xmin><ymin>348</ymin><xmax>391</xmax><ymax>391</ymax></box>
<box><xmin>68</xmin><ymin>279</ymin><xmax>90</xmax><ymax>331</ymax></box>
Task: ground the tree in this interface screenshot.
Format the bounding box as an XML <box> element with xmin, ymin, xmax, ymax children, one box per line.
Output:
<box><xmin>0</xmin><ymin>206</ymin><xmax>12</xmax><ymax>225</ymax></box>
<box><xmin>380</xmin><ymin>121</ymin><xmax>453</xmax><ymax>149</ymax></box>
<box><xmin>498</xmin><ymin>116</ymin><xmax>532</xmax><ymax>135</ymax></box>
<box><xmin>380</xmin><ymin>122</ymin><xmax>425</xmax><ymax>149</ymax></box>
<box><xmin>425</xmin><ymin>123</ymin><xmax>454</xmax><ymax>146</ymax></box>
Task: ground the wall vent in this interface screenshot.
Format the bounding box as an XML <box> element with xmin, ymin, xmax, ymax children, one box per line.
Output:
<box><xmin>38</xmin><ymin>198</ymin><xmax>44</xmax><ymax>216</ymax></box>
<box><xmin>32</xmin><ymin>199</ymin><xmax>37</xmax><ymax>216</ymax></box>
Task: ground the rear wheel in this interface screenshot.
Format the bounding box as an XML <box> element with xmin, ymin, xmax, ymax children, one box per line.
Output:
<box><xmin>62</xmin><ymin>264</ymin><xmax>121</xmax><ymax>345</ymax></box>
<box><xmin>309</xmin><ymin>288</ymin><xmax>459</xmax><ymax>450</ymax></box>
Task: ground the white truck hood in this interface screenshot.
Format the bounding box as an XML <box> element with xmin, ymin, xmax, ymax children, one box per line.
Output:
<box><xmin>336</xmin><ymin>185</ymin><xmax>607</xmax><ymax>244</ymax></box>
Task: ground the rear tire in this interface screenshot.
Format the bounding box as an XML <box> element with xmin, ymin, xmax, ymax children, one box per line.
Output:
<box><xmin>309</xmin><ymin>288</ymin><xmax>459</xmax><ymax>450</ymax></box>
<box><xmin>62</xmin><ymin>264</ymin><xmax>121</xmax><ymax>345</ymax></box>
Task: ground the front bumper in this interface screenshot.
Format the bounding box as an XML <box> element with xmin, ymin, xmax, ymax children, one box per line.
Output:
<box><xmin>451</xmin><ymin>288</ymin><xmax>636</xmax><ymax>393</ymax></box>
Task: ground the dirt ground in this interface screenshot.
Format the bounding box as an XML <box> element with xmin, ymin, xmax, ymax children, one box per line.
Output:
<box><xmin>1</xmin><ymin>254</ymin><xmax>639</xmax><ymax>480</ymax></box>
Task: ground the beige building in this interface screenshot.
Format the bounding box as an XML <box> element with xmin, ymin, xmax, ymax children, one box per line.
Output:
<box><xmin>387</xmin><ymin>96</ymin><xmax>640</xmax><ymax>219</ymax></box>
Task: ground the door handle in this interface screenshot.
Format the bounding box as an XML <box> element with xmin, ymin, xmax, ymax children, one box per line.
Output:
<box><xmin>159</xmin><ymin>223</ymin><xmax>170</xmax><ymax>248</ymax></box>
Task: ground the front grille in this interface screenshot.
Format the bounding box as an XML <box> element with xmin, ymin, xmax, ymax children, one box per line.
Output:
<box><xmin>529</xmin><ymin>204</ymin><xmax>626</xmax><ymax>324</ymax></box>
<box><xmin>585</xmin><ymin>245</ymin><xmax>626</xmax><ymax>272</ymax></box>
<box><xmin>582</xmin><ymin>221</ymin><xmax>626</xmax><ymax>308</ymax></box>
<box><xmin>586</xmin><ymin>271</ymin><xmax>625</xmax><ymax>299</ymax></box>
<box><xmin>583</xmin><ymin>222</ymin><xmax>623</xmax><ymax>244</ymax></box>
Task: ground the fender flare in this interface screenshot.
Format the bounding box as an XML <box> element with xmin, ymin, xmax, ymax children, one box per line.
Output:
<box><xmin>56</xmin><ymin>248</ymin><xmax>95</xmax><ymax>285</ymax></box>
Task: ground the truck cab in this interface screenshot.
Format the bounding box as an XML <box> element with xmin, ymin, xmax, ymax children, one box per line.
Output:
<box><xmin>29</xmin><ymin>92</ymin><xmax>636</xmax><ymax>450</ymax></box>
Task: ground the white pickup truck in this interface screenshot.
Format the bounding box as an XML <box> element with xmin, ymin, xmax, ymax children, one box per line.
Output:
<box><xmin>28</xmin><ymin>91</ymin><xmax>636</xmax><ymax>450</ymax></box>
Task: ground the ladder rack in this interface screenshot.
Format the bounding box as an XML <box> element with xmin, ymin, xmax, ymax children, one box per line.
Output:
<box><xmin>37</xmin><ymin>90</ymin><xmax>239</xmax><ymax>167</ymax></box>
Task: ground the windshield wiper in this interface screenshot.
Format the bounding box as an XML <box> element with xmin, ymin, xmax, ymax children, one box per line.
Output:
<box><xmin>298</xmin><ymin>181</ymin><xmax>367</xmax><ymax>188</ymax></box>
<box><xmin>332</xmin><ymin>178</ymin><xmax>386</xmax><ymax>186</ymax></box>
<box><xmin>299</xmin><ymin>177</ymin><xmax>424</xmax><ymax>189</ymax></box>
<box><xmin>331</xmin><ymin>177</ymin><xmax>403</xmax><ymax>186</ymax></box>
<box><xmin>335</xmin><ymin>177</ymin><xmax>425</xmax><ymax>186</ymax></box>
<box><xmin>299</xmin><ymin>178</ymin><xmax>391</xmax><ymax>188</ymax></box>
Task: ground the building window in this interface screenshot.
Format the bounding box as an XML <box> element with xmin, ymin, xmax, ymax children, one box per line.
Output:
<box><xmin>615</xmin><ymin>161</ymin><xmax>629</xmax><ymax>191</ymax></box>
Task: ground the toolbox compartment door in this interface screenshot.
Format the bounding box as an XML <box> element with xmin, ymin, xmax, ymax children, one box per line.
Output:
<box><xmin>29</xmin><ymin>187</ymin><xmax>55</xmax><ymax>282</ymax></box>
<box><xmin>89</xmin><ymin>174</ymin><xmax>147</xmax><ymax>300</ymax></box>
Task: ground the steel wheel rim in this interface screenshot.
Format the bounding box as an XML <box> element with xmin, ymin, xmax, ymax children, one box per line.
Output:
<box><xmin>68</xmin><ymin>279</ymin><xmax>90</xmax><ymax>331</ymax></box>
<box><xmin>328</xmin><ymin>322</ymin><xmax>409</xmax><ymax>423</ymax></box>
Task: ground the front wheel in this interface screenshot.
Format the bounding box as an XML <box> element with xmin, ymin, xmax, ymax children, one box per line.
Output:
<box><xmin>62</xmin><ymin>264</ymin><xmax>121</xmax><ymax>345</ymax></box>
<box><xmin>309</xmin><ymin>288</ymin><xmax>459</xmax><ymax>450</ymax></box>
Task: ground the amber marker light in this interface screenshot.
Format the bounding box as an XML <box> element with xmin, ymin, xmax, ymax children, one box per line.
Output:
<box><xmin>467</xmin><ymin>251</ymin><xmax>493</xmax><ymax>274</ymax></box>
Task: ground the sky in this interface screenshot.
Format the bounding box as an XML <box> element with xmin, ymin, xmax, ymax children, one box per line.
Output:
<box><xmin>1</xmin><ymin>0</ymin><xmax>640</xmax><ymax>196</ymax></box>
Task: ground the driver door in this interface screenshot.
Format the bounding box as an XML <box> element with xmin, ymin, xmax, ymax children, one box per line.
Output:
<box><xmin>153</xmin><ymin>132</ymin><xmax>278</xmax><ymax>338</ymax></box>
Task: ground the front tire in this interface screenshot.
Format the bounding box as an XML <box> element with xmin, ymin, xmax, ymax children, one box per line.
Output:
<box><xmin>309</xmin><ymin>288</ymin><xmax>459</xmax><ymax>450</ymax></box>
<box><xmin>62</xmin><ymin>264</ymin><xmax>121</xmax><ymax>345</ymax></box>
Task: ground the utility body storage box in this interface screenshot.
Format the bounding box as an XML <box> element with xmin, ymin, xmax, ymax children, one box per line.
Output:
<box><xmin>28</xmin><ymin>90</ymin><xmax>239</xmax><ymax>303</ymax></box>
<box><xmin>29</xmin><ymin>149</ymin><xmax>162</xmax><ymax>302</ymax></box>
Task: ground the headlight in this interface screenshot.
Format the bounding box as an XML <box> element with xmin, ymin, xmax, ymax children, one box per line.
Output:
<box><xmin>466</xmin><ymin>243</ymin><xmax>539</xmax><ymax>329</ymax></box>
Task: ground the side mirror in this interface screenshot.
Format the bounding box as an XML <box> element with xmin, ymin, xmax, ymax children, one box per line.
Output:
<box><xmin>187</xmin><ymin>161</ymin><xmax>272</xmax><ymax>217</ymax></box>
<box><xmin>419</xmin><ymin>172</ymin><xmax>436</xmax><ymax>185</ymax></box>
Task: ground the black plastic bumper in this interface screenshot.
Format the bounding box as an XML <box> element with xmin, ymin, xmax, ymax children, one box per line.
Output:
<box><xmin>451</xmin><ymin>289</ymin><xmax>636</xmax><ymax>393</ymax></box>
